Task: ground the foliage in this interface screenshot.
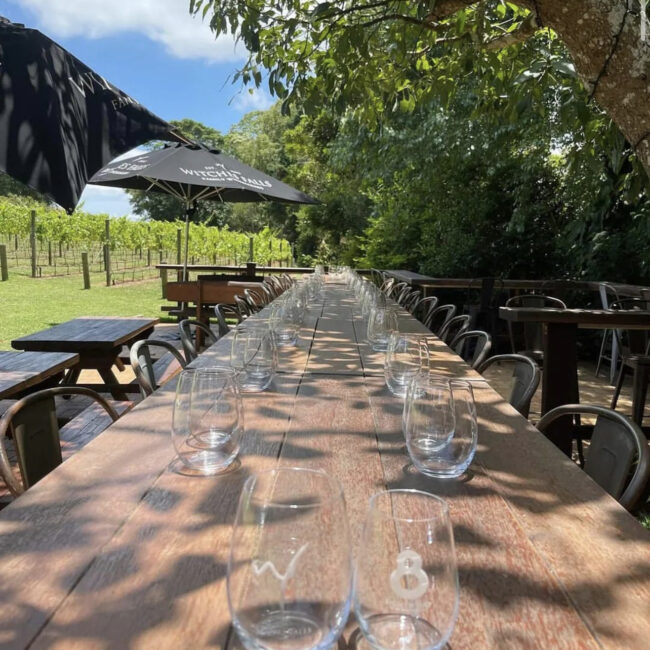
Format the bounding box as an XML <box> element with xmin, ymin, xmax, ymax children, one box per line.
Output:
<box><xmin>0</xmin><ymin>195</ymin><xmax>290</xmax><ymax>265</ymax></box>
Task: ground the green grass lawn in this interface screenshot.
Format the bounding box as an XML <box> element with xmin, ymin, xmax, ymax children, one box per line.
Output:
<box><xmin>0</xmin><ymin>272</ymin><xmax>170</xmax><ymax>349</ymax></box>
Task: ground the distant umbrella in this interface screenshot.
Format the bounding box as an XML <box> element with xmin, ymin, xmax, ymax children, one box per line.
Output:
<box><xmin>89</xmin><ymin>142</ymin><xmax>318</xmax><ymax>278</ymax></box>
<box><xmin>0</xmin><ymin>17</ymin><xmax>182</xmax><ymax>212</ymax></box>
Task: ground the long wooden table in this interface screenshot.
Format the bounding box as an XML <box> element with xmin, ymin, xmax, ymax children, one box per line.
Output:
<box><xmin>0</xmin><ymin>285</ymin><xmax>647</xmax><ymax>648</ymax></box>
<box><xmin>11</xmin><ymin>317</ymin><xmax>158</xmax><ymax>400</ymax></box>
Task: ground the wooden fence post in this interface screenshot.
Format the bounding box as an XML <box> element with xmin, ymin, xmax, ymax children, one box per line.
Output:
<box><xmin>30</xmin><ymin>210</ymin><xmax>37</xmax><ymax>278</ymax></box>
<box><xmin>147</xmin><ymin>248</ymin><xmax>151</xmax><ymax>267</ymax></box>
<box><xmin>48</xmin><ymin>241</ymin><xmax>53</xmax><ymax>266</ymax></box>
<box><xmin>14</xmin><ymin>234</ymin><xmax>18</xmax><ymax>250</ymax></box>
<box><xmin>160</xmin><ymin>268</ymin><xmax>168</xmax><ymax>298</ymax></box>
<box><xmin>0</xmin><ymin>244</ymin><xmax>8</xmax><ymax>281</ymax></box>
<box><xmin>249</xmin><ymin>237</ymin><xmax>254</xmax><ymax>262</ymax></box>
<box><xmin>81</xmin><ymin>252</ymin><xmax>90</xmax><ymax>289</ymax></box>
<box><xmin>104</xmin><ymin>219</ymin><xmax>111</xmax><ymax>286</ymax></box>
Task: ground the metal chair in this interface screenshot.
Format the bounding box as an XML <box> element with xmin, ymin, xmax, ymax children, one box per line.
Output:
<box><xmin>450</xmin><ymin>330</ymin><xmax>492</xmax><ymax>370</ymax></box>
<box><xmin>379</xmin><ymin>277</ymin><xmax>395</xmax><ymax>296</ymax></box>
<box><xmin>178</xmin><ymin>319</ymin><xmax>219</xmax><ymax>362</ymax></box>
<box><xmin>439</xmin><ymin>314</ymin><xmax>471</xmax><ymax>344</ymax></box>
<box><xmin>402</xmin><ymin>290</ymin><xmax>421</xmax><ymax>313</ymax></box>
<box><xmin>506</xmin><ymin>294</ymin><xmax>567</xmax><ymax>362</ymax></box>
<box><xmin>477</xmin><ymin>354</ymin><xmax>540</xmax><ymax>418</ymax></box>
<box><xmin>609</xmin><ymin>298</ymin><xmax>650</xmax><ymax>424</ymax></box>
<box><xmin>537</xmin><ymin>404</ymin><xmax>650</xmax><ymax>511</ymax></box>
<box><xmin>214</xmin><ymin>303</ymin><xmax>242</xmax><ymax>337</ymax></box>
<box><xmin>595</xmin><ymin>282</ymin><xmax>622</xmax><ymax>382</ymax></box>
<box><xmin>413</xmin><ymin>296</ymin><xmax>439</xmax><ymax>324</ymax></box>
<box><xmin>244</xmin><ymin>288</ymin><xmax>265</xmax><ymax>312</ymax></box>
<box><xmin>130</xmin><ymin>340</ymin><xmax>186</xmax><ymax>398</ymax></box>
<box><xmin>424</xmin><ymin>304</ymin><xmax>457</xmax><ymax>335</ymax></box>
<box><xmin>0</xmin><ymin>386</ymin><xmax>120</xmax><ymax>497</ymax></box>
<box><xmin>389</xmin><ymin>282</ymin><xmax>408</xmax><ymax>300</ymax></box>
<box><xmin>234</xmin><ymin>294</ymin><xmax>253</xmax><ymax>320</ymax></box>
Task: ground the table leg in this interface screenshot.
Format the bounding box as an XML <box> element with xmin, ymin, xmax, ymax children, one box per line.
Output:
<box><xmin>631</xmin><ymin>362</ymin><xmax>650</xmax><ymax>426</ymax></box>
<box><xmin>541</xmin><ymin>322</ymin><xmax>580</xmax><ymax>456</ymax></box>
<box><xmin>97</xmin><ymin>367</ymin><xmax>129</xmax><ymax>401</ymax></box>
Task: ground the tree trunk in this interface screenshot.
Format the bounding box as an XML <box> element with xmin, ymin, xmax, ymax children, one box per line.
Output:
<box><xmin>536</xmin><ymin>2</ymin><xmax>650</xmax><ymax>173</ymax></box>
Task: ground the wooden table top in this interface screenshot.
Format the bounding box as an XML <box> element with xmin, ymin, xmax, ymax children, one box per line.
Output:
<box><xmin>0</xmin><ymin>351</ymin><xmax>79</xmax><ymax>399</ymax></box>
<box><xmin>0</xmin><ymin>285</ymin><xmax>647</xmax><ymax>648</ymax></box>
<box><xmin>499</xmin><ymin>306</ymin><xmax>650</xmax><ymax>328</ymax></box>
<box><xmin>11</xmin><ymin>317</ymin><xmax>159</xmax><ymax>352</ymax></box>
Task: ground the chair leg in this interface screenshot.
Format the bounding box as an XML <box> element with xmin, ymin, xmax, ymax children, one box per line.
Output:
<box><xmin>611</xmin><ymin>364</ymin><xmax>626</xmax><ymax>409</ymax></box>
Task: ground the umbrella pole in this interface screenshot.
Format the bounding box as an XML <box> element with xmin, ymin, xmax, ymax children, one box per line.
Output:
<box><xmin>183</xmin><ymin>203</ymin><xmax>191</xmax><ymax>281</ymax></box>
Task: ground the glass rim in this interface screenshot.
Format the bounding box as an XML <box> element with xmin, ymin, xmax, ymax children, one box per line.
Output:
<box><xmin>187</xmin><ymin>365</ymin><xmax>236</xmax><ymax>376</ymax></box>
<box><xmin>243</xmin><ymin>466</ymin><xmax>346</xmax><ymax>509</ymax></box>
<box><xmin>368</xmin><ymin>489</ymin><xmax>450</xmax><ymax>522</ymax></box>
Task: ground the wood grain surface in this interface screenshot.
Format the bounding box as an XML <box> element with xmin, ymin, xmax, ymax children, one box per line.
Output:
<box><xmin>0</xmin><ymin>283</ymin><xmax>647</xmax><ymax>649</ymax></box>
<box><xmin>0</xmin><ymin>351</ymin><xmax>79</xmax><ymax>398</ymax></box>
<box><xmin>12</xmin><ymin>318</ymin><xmax>159</xmax><ymax>352</ymax></box>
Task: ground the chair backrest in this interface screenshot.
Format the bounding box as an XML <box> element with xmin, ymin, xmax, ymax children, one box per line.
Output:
<box><xmin>477</xmin><ymin>354</ymin><xmax>540</xmax><ymax>418</ymax></box>
<box><xmin>439</xmin><ymin>314</ymin><xmax>471</xmax><ymax>344</ymax></box>
<box><xmin>505</xmin><ymin>293</ymin><xmax>567</xmax><ymax>309</ymax></box>
<box><xmin>234</xmin><ymin>294</ymin><xmax>252</xmax><ymax>320</ymax></box>
<box><xmin>380</xmin><ymin>277</ymin><xmax>396</xmax><ymax>295</ymax></box>
<box><xmin>536</xmin><ymin>405</ymin><xmax>650</xmax><ymax>511</ymax></box>
<box><xmin>451</xmin><ymin>330</ymin><xmax>492</xmax><ymax>370</ymax></box>
<box><xmin>424</xmin><ymin>304</ymin><xmax>457</xmax><ymax>335</ymax></box>
<box><xmin>0</xmin><ymin>386</ymin><xmax>119</xmax><ymax>496</ymax></box>
<box><xmin>261</xmin><ymin>281</ymin><xmax>278</xmax><ymax>301</ymax></box>
<box><xmin>130</xmin><ymin>340</ymin><xmax>187</xmax><ymax>397</ymax></box>
<box><xmin>244</xmin><ymin>288</ymin><xmax>265</xmax><ymax>311</ymax></box>
<box><xmin>609</xmin><ymin>298</ymin><xmax>650</xmax><ymax>354</ymax></box>
<box><xmin>179</xmin><ymin>319</ymin><xmax>219</xmax><ymax>362</ymax></box>
<box><xmin>403</xmin><ymin>290</ymin><xmax>421</xmax><ymax>313</ymax></box>
<box><xmin>390</xmin><ymin>282</ymin><xmax>408</xmax><ymax>300</ymax></box>
<box><xmin>505</xmin><ymin>294</ymin><xmax>567</xmax><ymax>354</ymax></box>
<box><xmin>214</xmin><ymin>303</ymin><xmax>241</xmax><ymax>337</ymax></box>
<box><xmin>395</xmin><ymin>284</ymin><xmax>412</xmax><ymax>305</ymax></box>
<box><xmin>414</xmin><ymin>296</ymin><xmax>439</xmax><ymax>324</ymax></box>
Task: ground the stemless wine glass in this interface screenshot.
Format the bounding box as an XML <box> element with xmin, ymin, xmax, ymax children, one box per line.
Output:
<box><xmin>404</xmin><ymin>378</ymin><xmax>477</xmax><ymax>478</ymax></box>
<box><xmin>228</xmin><ymin>467</ymin><xmax>352</xmax><ymax>650</ymax></box>
<box><xmin>269</xmin><ymin>296</ymin><xmax>303</xmax><ymax>347</ymax></box>
<box><xmin>354</xmin><ymin>490</ymin><xmax>459</xmax><ymax>650</ymax></box>
<box><xmin>403</xmin><ymin>375</ymin><xmax>455</xmax><ymax>471</ymax></box>
<box><xmin>367</xmin><ymin>306</ymin><xmax>398</xmax><ymax>352</ymax></box>
<box><xmin>171</xmin><ymin>367</ymin><xmax>243</xmax><ymax>474</ymax></box>
<box><xmin>231</xmin><ymin>323</ymin><xmax>278</xmax><ymax>392</ymax></box>
<box><xmin>384</xmin><ymin>333</ymin><xmax>430</xmax><ymax>397</ymax></box>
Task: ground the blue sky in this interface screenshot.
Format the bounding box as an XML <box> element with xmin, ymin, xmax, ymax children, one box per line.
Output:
<box><xmin>0</xmin><ymin>0</ymin><xmax>274</xmax><ymax>216</ymax></box>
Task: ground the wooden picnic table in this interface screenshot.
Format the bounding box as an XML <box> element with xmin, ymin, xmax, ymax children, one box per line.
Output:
<box><xmin>11</xmin><ymin>317</ymin><xmax>158</xmax><ymax>400</ymax></box>
<box><xmin>0</xmin><ymin>285</ymin><xmax>647</xmax><ymax>648</ymax></box>
<box><xmin>0</xmin><ymin>351</ymin><xmax>79</xmax><ymax>399</ymax></box>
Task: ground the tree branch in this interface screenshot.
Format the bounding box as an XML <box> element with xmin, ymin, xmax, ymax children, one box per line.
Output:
<box><xmin>485</xmin><ymin>12</ymin><xmax>539</xmax><ymax>50</ymax></box>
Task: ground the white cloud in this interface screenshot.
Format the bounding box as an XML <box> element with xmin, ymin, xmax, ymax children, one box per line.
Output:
<box><xmin>231</xmin><ymin>87</ymin><xmax>276</xmax><ymax>112</ymax></box>
<box><xmin>77</xmin><ymin>185</ymin><xmax>137</xmax><ymax>219</ymax></box>
<box><xmin>12</xmin><ymin>0</ymin><xmax>244</xmax><ymax>63</ymax></box>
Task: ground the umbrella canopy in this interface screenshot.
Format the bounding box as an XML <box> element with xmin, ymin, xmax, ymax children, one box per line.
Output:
<box><xmin>89</xmin><ymin>142</ymin><xmax>318</xmax><ymax>205</ymax></box>
<box><xmin>0</xmin><ymin>18</ymin><xmax>181</xmax><ymax>213</ymax></box>
<box><xmin>89</xmin><ymin>143</ymin><xmax>318</xmax><ymax>279</ymax></box>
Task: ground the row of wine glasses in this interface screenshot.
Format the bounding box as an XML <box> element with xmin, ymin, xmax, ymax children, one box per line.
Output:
<box><xmin>228</xmin><ymin>467</ymin><xmax>458</xmax><ymax>650</ymax></box>
<box><xmin>171</xmin><ymin>274</ymin><xmax>325</xmax><ymax>474</ymax></box>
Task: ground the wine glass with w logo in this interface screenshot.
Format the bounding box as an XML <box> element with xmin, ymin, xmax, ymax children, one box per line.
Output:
<box><xmin>227</xmin><ymin>467</ymin><xmax>352</xmax><ymax>649</ymax></box>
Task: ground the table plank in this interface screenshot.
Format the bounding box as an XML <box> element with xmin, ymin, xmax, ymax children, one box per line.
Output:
<box><xmin>499</xmin><ymin>307</ymin><xmax>650</xmax><ymax>328</ymax></box>
<box><xmin>0</xmin><ymin>351</ymin><xmax>79</xmax><ymax>399</ymax></box>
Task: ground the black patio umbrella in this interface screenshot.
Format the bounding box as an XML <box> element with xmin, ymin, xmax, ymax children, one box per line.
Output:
<box><xmin>89</xmin><ymin>142</ymin><xmax>318</xmax><ymax>278</ymax></box>
<box><xmin>0</xmin><ymin>17</ymin><xmax>182</xmax><ymax>212</ymax></box>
